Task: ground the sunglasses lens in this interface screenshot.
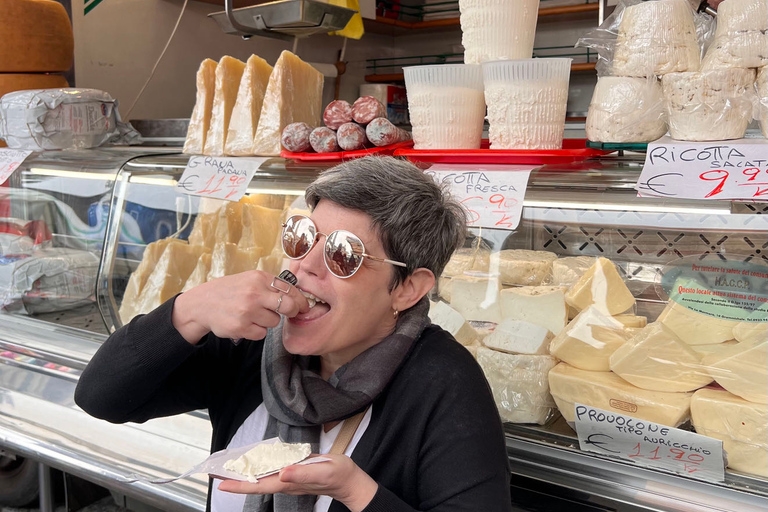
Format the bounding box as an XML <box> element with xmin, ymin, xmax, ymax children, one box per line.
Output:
<box><xmin>325</xmin><ymin>230</ymin><xmax>364</xmax><ymax>277</ymax></box>
<box><xmin>282</xmin><ymin>216</ymin><xmax>315</xmax><ymax>258</ymax></box>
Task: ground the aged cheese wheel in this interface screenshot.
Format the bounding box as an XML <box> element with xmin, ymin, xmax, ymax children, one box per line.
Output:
<box><xmin>0</xmin><ymin>0</ymin><xmax>74</xmax><ymax>73</ymax></box>
<box><xmin>0</xmin><ymin>73</ymin><xmax>69</xmax><ymax>99</ymax></box>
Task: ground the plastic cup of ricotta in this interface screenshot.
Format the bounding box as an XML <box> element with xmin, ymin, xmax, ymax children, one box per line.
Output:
<box><xmin>459</xmin><ymin>0</ymin><xmax>541</xmax><ymax>64</ymax></box>
<box><xmin>403</xmin><ymin>64</ymin><xmax>486</xmax><ymax>149</ymax></box>
<box><xmin>482</xmin><ymin>58</ymin><xmax>572</xmax><ymax>150</ymax></box>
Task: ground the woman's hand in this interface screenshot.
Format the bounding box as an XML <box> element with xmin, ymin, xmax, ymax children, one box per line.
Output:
<box><xmin>172</xmin><ymin>271</ymin><xmax>310</xmax><ymax>344</ymax></box>
<box><xmin>217</xmin><ymin>454</ymin><xmax>379</xmax><ymax>512</ymax></box>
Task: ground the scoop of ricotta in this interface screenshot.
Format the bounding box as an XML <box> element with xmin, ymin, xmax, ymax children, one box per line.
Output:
<box><xmin>223</xmin><ymin>441</ymin><xmax>311</xmax><ymax>482</ymax></box>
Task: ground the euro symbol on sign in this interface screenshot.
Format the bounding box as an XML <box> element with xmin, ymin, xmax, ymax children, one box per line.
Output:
<box><xmin>585</xmin><ymin>433</ymin><xmax>620</xmax><ymax>454</ymax></box>
<box><xmin>178</xmin><ymin>174</ymin><xmax>199</xmax><ymax>192</ymax></box>
<box><xmin>638</xmin><ymin>173</ymin><xmax>683</xmax><ymax>196</ymax></box>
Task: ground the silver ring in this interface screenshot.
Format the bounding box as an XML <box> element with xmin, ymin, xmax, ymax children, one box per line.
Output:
<box><xmin>275</xmin><ymin>294</ymin><xmax>284</xmax><ymax>314</ymax></box>
<box><xmin>270</xmin><ymin>276</ymin><xmax>291</xmax><ymax>294</ymax></box>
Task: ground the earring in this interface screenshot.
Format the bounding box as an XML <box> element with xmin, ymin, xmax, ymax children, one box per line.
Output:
<box><xmin>393</xmin><ymin>309</ymin><xmax>399</xmax><ymax>320</ymax></box>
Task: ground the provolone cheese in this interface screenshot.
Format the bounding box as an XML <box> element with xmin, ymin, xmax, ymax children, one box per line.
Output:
<box><xmin>450</xmin><ymin>275</ymin><xmax>501</xmax><ymax>323</ymax></box>
<box><xmin>1</xmin><ymin>0</ymin><xmax>74</xmax><ymax>73</ymax></box>
<box><xmin>733</xmin><ymin>321</ymin><xmax>768</xmax><ymax>344</ymax></box>
<box><xmin>499</xmin><ymin>286</ymin><xmax>567</xmax><ymax>336</ymax></box>
<box><xmin>429</xmin><ymin>300</ymin><xmax>478</xmax><ymax>346</ymax></box>
<box><xmin>490</xmin><ymin>250</ymin><xmax>558</xmax><ymax>286</ymax></box>
<box><xmin>549</xmin><ymin>306</ymin><xmax>631</xmax><ymax>372</ymax></box>
<box><xmin>183</xmin><ymin>59</ymin><xmax>217</xmax><ymax>155</ymax></box>
<box><xmin>204</xmin><ymin>56</ymin><xmax>246</xmax><ymax>156</ymax></box>
<box><xmin>702</xmin><ymin>339</ymin><xmax>768</xmax><ymax>403</ymax></box>
<box><xmin>225</xmin><ymin>55</ymin><xmax>273</xmax><ymax>156</ymax></box>
<box><xmin>565</xmin><ymin>257</ymin><xmax>635</xmax><ymax>315</ymax></box>
<box><xmin>657</xmin><ymin>301</ymin><xmax>741</xmax><ymax>345</ymax></box>
<box><xmin>613</xmin><ymin>314</ymin><xmax>647</xmax><ymax>329</ymax></box>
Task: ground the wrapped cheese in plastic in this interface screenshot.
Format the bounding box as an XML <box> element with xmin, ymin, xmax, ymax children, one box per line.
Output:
<box><xmin>701</xmin><ymin>0</ymin><xmax>767</xmax><ymax>70</ymax></box>
<box><xmin>691</xmin><ymin>388</ymin><xmax>767</xmax><ymax>477</ymax></box>
<box><xmin>585</xmin><ymin>77</ymin><xmax>667</xmax><ymax>143</ymax></box>
<box><xmin>758</xmin><ymin>67</ymin><xmax>768</xmax><ymax>138</ymax></box>
<box><xmin>702</xmin><ymin>338</ymin><xmax>768</xmax><ymax>404</ymax></box>
<box><xmin>476</xmin><ymin>347</ymin><xmax>557</xmax><ymax>425</ymax></box>
<box><xmin>0</xmin><ymin>88</ymin><xmax>139</xmax><ymax>150</ymax></box>
<box><xmin>662</xmin><ymin>68</ymin><xmax>756</xmax><ymax>141</ymax></box>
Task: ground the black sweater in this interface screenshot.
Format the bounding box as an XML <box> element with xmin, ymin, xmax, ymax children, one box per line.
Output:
<box><xmin>75</xmin><ymin>297</ymin><xmax>512</xmax><ymax>512</ymax></box>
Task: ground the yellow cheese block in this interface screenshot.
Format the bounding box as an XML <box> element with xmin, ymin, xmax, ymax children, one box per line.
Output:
<box><xmin>691</xmin><ymin>388</ymin><xmax>767</xmax><ymax>477</ymax></box>
<box><xmin>733</xmin><ymin>321</ymin><xmax>767</xmax><ymax>344</ymax></box>
<box><xmin>238</xmin><ymin>203</ymin><xmax>282</xmax><ymax>253</ymax></box>
<box><xmin>187</xmin><ymin>211</ymin><xmax>218</xmax><ymax>250</ymax></box>
<box><xmin>613</xmin><ymin>314</ymin><xmax>647</xmax><ymax>328</ymax></box>
<box><xmin>1</xmin><ymin>0</ymin><xmax>74</xmax><ymax>72</ymax></box>
<box><xmin>702</xmin><ymin>339</ymin><xmax>768</xmax><ymax>403</ymax></box>
<box><xmin>214</xmin><ymin>201</ymin><xmax>244</xmax><ymax>245</ymax></box>
<box><xmin>224</xmin><ymin>55</ymin><xmax>273</xmax><ymax>156</ymax></box>
<box><xmin>207</xmin><ymin>242</ymin><xmax>261</xmax><ymax>280</ymax></box>
<box><xmin>241</xmin><ymin>193</ymin><xmax>288</xmax><ymax>211</ymax></box>
<box><xmin>549</xmin><ymin>306</ymin><xmax>632</xmax><ymax>371</ymax></box>
<box><xmin>565</xmin><ymin>257</ymin><xmax>635</xmax><ymax>315</ymax></box>
<box><xmin>204</xmin><ymin>56</ymin><xmax>246</xmax><ymax>156</ymax></box>
<box><xmin>181</xmin><ymin>252</ymin><xmax>212</xmax><ymax>293</ymax></box>
<box><xmin>691</xmin><ymin>340</ymin><xmax>739</xmax><ymax>358</ymax></box>
<box><xmin>0</xmin><ymin>73</ymin><xmax>68</xmax><ymax>99</ymax></box>
<box><xmin>183</xmin><ymin>59</ymin><xmax>218</xmax><ymax>155</ymax></box>
<box><xmin>252</xmin><ymin>51</ymin><xmax>324</xmax><ymax>156</ymax></box>
<box><xmin>134</xmin><ymin>242</ymin><xmax>207</xmax><ymax>316</ymax></box>
<box><xmin>609</xmin><ymin>322</ymin><xmax>713</xmax><ymax>392</ymax></box>
<box><xmin>548</xmin><ymin>363</ymin><xmax>693</xmax><ymax>427</ymax></box>
<box><xmin>658</xmin><ymin>301</ymin><xmax>741</xmax><ymax>345</ymax></box>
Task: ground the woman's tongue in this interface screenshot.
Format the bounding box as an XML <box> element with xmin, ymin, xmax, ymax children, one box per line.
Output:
<box><xmin>296</xmin><ymin>302</ymin><xmax>330</xmax><ymax>321</ymax></box>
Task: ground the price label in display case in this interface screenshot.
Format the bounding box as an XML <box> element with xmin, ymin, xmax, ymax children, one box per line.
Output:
<box><xmin>637</xmin><ymin>138</ymin><xmax>768</xmax><ymax>201</ymax></box>
<box><xmin>425</xmin><ymin>164</ymin><xmax>534</xmax><ymax>230</ymax></box>
<box><xmin>0</xmin><ymin>149</ymin><xmax>33</xmax><ymax>186</ymax></box>
<box><xmin>574</xmin><ymin>404</ymin><xmax>725</xmax><ymax>483</ymax></box>
<box><xmin>178</xmin><ymin>156</ymin><xmax>269</xmax><ymax>202</ymax></box>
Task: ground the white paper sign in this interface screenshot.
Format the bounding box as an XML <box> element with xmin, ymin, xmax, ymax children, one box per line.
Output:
<box><xmin>637</xmin><ymin>138</ymin><xmax>768</xmax><ymax>201</ymax></box>
<box><xmin>425</xmin><ymin>164</ymin><xmax>534</xmax><ymax>230</ymax></box>
<box><xmin>0</xmin><ymin>149</ymin><xmax>33</xmax><ymax>186</ymax></box>
<box><xmin>574</xmin><ymin>404</ymin><xmax>725</xmax><ymax>483</ymax></box>
<box><xmin>178</xmin><ymin>156</ymin><xmax>269</xmax><ymax>202</ymax></box>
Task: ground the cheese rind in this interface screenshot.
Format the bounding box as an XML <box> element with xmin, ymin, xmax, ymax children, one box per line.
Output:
<box><xmin>657</xmin><ymin>301</ymin><xmax>741</xmax><ymax>345</ymax></box>
<box><xmin>702</xmin><ymin>339</ymin><xmax>768</xmax><ymax>403</ymax></box>
<box><xmin>252</xmin><ymin>51</ymin><xmax>324</xmax><ymax>156</ymax></box>
<box><xmin>499</xmin><ymin>286</ymin><xmax>567</xmax><ymax>336</ymax></box>
<box><xmin>565</xmin><ymin>257</ymin><xmax>635</xmax><ymax>315</ymax></box>
<box><xmin>483</xmin><ymin>319</ymin><xmax>552</xmax><ymax>355</ymax></box>
<box><xmin>183</xmin><ymin>59</ymin><xmax>218</xmax><ymax>155</ymax></box>
<box><xmin>609</xmin><ymin>322</ymin><xmax>712</xmax><ymax>392</ymax></box>
<box><xmin>428</xmin><ymin>301</ymin><xmax>478</xmax><ymax>346</ymax></box>
<box><xmin>204</xmin><ymin>56</ymin><xmax>246</xmax><ymax>156</ymax></box>
<box><xmin>548</xmin><ymin>363</ymin><xmax>693</xmax><ymax>427</ymax></box>
<box><xmin>490</xmin><ymin>250</ymin><xmax>558</xmax><ymax>286</ymax></box>
<box><xmin>550</xmin><ymin>307</ymin><xmax>631</xmax><ymax>371</ymax></box>
<box><xmin>1</xmin><ymin>0</ymin><xmax>74</xmax><ymax>73</ymax></box>
<box><xmin>450</xmin><ymin>275</ymin><xmax>501</xmax><ymax>323</ymax></box>
<box><xmin>691</xmin><ymin>388</ymin><xmax>768</xmax><ymax>477</ymax></box>
<box><xmin>477</xmin><ymin>347</ymin><xmax>557</xmax><ymax>425</ymax></box>
<box><xmin>225</xmin><ymin>55</ymin><xmax>273</xmax><ymax>156</ymax></box>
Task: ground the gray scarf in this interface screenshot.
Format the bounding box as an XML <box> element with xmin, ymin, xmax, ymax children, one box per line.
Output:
<box><xmin>242</xmin><ymin>297</ymin><xmax>430</xmax><ymax>512</ymax></box>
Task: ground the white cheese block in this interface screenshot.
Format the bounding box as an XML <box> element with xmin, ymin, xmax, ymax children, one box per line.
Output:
<box><xmin>701</xmin><ymin>0</ymin><xmax>767</xmax><ymax>70</ymax></box>
<box><xmin>252</xmin><ymin>51</ymin><xmax>324</xmax><ymax>156</ymax></box>
<box><xmin>691</xmin><ymin>388</ymin><xmax>767</xmax><ymax>477</ymax></box>
<box><xmin>203</xmin><ymin>56</ymin><xmax>246</xmax><ymax>156</ymax></box>
<box><xmin>450</xmin><ymin>275</ymin><xmax>501</xmax><ymax>323</ymax></box>
<box><xmin>490</xmin><ymin>250</ymin><xmax>558</xmax><ymax>286</ymax></box>
<box><xmin>565</xmin><ymin>257</ymin><xmax>635</xmax><ymax>316</ymax></box>
<box><xmin>612</xmin><ymin>0</ymin><xmax>701</xmax><ymax>77</ymax></box>
<box><xmin>585</xmin><ymin>77</ymin><xmax>667</xmax><ymax>144</ymax></box>
<box><xmin>134</xmin><ymin>242</ymin><xmax>207</xmax><ymax>316</ymax></box>
<box><xmin>733</xmin><ymin>321</ymin><xmax>767</xmax><ymax>344</ymax></box>
<box><xmin>224</xmin><ymin>441</ymin><xmax>311</xmax><ymax>482</ymax></box>
<box><xmin>657</xmin><ymin>301</ymin><xmax>741</xmax><ymax>345</ymax></box>
<box><xmin>181</xmin><ymin>252</ymin><xmax>212</xmax><ymax>293</ymax></box>
<box><xmin>758</xmin><ymin>67</ymin><xmax>768</xmax><ymax>138</ymax></box>
<box><xmin>702</xmin><ymin>339</ymin><xmax>768</xmax><ymax>403</ymax></box>
<box><xmin>458</xmin><ymin>0</ymin><xmax>539</xmax><ymax>64</ymax></box>
<box><xmin>428</xmin><ymin>300</ymin><xmax>478</xmax><ymax>346</ymax></box>
<box><xmin>483</xmin><ymin>319</ymin><xmax>552</xmax><ymax>355</ymax></box>
<box><xmin>613</xmin><ymin>314</ymin><xmax>647</xmax><ymax>329</ymax></box>
<box><xmin>662</xmin><ymin>69</ymin><xmax>756</xmax><ymax>141</ymax></box>
<box><xmin>550</xmin><ymin>306</ymin><xmax>631</xmax><ymax>372</ymax></box>
<box><xmin>207</xmin><ymin>243</ymin><xmax>261</xmax><ymax>281</ymax></box>
<box><xmin>610</xmin><ymin>322</ymin><xmax>713</xmax><ymax>392</ymax></box>
<box><xmin>551</xmin><ymin>256</ymin><xmax>594</xmax><ymax>287</ymax></box>
<box><xmin>183</xmin><ymin>59</ymin><xmax>217</xmax><ymax>155</ymax></box>
<box><xmin>548</xmin><ymin>363</ymin><xmax>693</xmax><ymax>427</ymax></box>
<box><xmin>442</xmin><ymin>247</ymin><xmax>491</xmax><ymax>277</ymax></box>
<box><xmin>476</xmin><ymin>347</ymin><xmax>557</xmax><ymax>425</ymax></box>
<box><xmin>407</xmin><ymin>84</ymin><xmax>486</xmax><ymax>149</ymax></box>
<box><xmin>224</xmin><ymin>55</ymin><xmax>273</xmax><ymax>156</ymax></box>
<box><xmin>499</xmin><ymin>286</ymin><xmax>568</xmax><ymax>336</ymax></box>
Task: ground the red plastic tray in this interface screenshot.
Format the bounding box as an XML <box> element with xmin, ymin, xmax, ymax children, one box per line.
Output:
<box><xmin>281</xmin><ymin>140</ymin><xmax>414</xmax><ymax>162</ymax></box>
<box><xmin>394</xmin><ymin>139</ymin><xmax>613</xmax><ymax>165</ymax></box>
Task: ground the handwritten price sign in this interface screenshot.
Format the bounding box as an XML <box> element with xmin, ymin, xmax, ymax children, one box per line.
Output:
<box><xmin>0</xmin><ymin>149</ymin><xmax>33</xmax><ymax>186</ymax></box>
<box><xmin>574</xmin><ymin>404</ymin><xmax>725</xmax><ymax>483</ymax></box>
<box><xmin>178</xmin><ymin>156</ymin><xmax>269</xmax><ymax>201</ymax></box>
<box><xmin>425</xmin><ymin>164</ymin><xmax>534</xmax><ymax>230</ymax></box>
<box><xmin>637</xmin><ymin>138</ymin><xmax>768</xmax><ymax>200</ymax></box>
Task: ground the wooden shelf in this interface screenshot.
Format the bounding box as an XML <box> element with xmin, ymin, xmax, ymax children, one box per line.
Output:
<box><xmin>365</xmin><ymin>62</ymin><xmax>596</xmax><ymax>83</ymax></box>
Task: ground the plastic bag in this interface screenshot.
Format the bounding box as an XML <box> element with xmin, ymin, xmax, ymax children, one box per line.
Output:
<box><xmin>701</xmin><ymin>0</ymin><xmax>768</xmax><ymax>70</ymax></box>
<box><xmin>0</xmin><ymin>88</ymin><xmax>140</xmax><ymax>150</ymax></box>
<box><xmin>758</xmin><ymin>67</ymin><xmax>768</xmax><ymax>138</ymax></box>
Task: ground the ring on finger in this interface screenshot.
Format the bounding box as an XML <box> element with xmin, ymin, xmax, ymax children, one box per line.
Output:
<box><xmin>275</xmin><ymin>294</ymin><xmax>284</xmax><ymax>314</ymax></box>
<box><xmin>270</xmin><ymin>276</ymin><xmax>291</xmax><ymax>294</ymax></box>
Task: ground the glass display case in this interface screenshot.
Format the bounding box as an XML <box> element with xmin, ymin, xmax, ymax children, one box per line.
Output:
<box><xmin>0</xmin><ymin>149</ymin><xmax>766</xmax><ymax>511</ymax></box>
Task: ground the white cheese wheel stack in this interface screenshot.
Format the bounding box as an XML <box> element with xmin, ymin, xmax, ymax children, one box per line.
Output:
<box><xmin>585</xmin><ymin>77</ymin><xmax>667</xmax><ymax>143</ymax></box>
<box><xmin>404</xmin><ymin>64</ymin><xmax>486</xmax><ymax>149</ymax></box>
<box><xmin>701</xmin><ymin>0</ymin><xmax>767</xmax><ymax>70</ymax></box>
<box><xmin>612</xmin><ymin>0</ymin><xmax>701</xmax><ymax>77</ymax></box>
<box><xmin>482</xmin><ymin>58</ymin><xmax>572</xmax><ymax>149</ymax></box>
<box><xmin>758</xmin><ymin>67</ymin><xmax>768</xmax><ymax>138</ymax></box>
<box><xmin>458</xmin><ymin>0</ymin><xmax>540</xmax><ymax>64</ymax></box>
<box><xmin>662</xmin><ymin>68</ymin><xmax>756</xmax><ymax>141</ymax></box>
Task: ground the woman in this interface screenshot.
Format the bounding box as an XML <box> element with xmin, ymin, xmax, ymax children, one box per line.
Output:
<box><xmin>75</xmin><ymin>156</ymin><xmax>512</xmax><ymax>512</ymax></box>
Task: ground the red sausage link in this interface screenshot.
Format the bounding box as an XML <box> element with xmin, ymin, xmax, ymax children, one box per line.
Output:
<box><xmin>352</xmin><ymin>96</ymin><xmax>387</xmax><ymax>125</ymax></box>
<box><xmin>309</xmin><ymin>127</ymin><xmax>340</xmax><ymax>153</ymax></box>
<box><xmin>323</xmin><ymin>100</ymin><xmax>353</xmax><ymax>130</ymax></box>
<box><xmin>281</xmin><ymin>122</ymin><xmax>313</xmax><ymax>153</ymax></box>
<box><xmin>336</xmin><ymin>122</ymin><xmax>368</xmax><ymax>151</ymax></box>
<box><xmin>365</xmin><ymin>118</ymin><xmax>411</xmax><ymax>147</ymax></box>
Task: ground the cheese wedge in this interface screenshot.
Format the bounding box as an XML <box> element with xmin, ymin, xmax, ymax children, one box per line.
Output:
<box><xmin>134</xmin><ymin>242</ymin><xmax>207</xmax><ymax>315</ymax></box>
<box><xmin>477</xmin><ymin>347</ymin><xmax>557</xmax><ymax>425</ymax></box>
<box><xmin>181</xmin><ymin>252</ymin><xmax>212</xmax><ymax>292</ymax></box>
<box><xmin>238</xmin><ymin>203</ymin><xmax>283</xmax><ymax>253</ymax></box>
<box><xmin>733</xmin><ymin>321</ymin><xmax>768</xmax><ymax>344</ymax></box>
<box><xmin>203</xmin><ymin>56</ymin><xmax>246</xmax><ymax>156</ymax></box>
<box><xmin>610</xmin><ymin>322</ymin><xmax>712</xmax><ymax>392</ymax></box>
<box><xmin>658</xmin><ymin>301</ymin><xmax>741</xmax><ymax>345</ymax></box>
<box><xmin>490</xmin><ymin>249</ymin><xmax>558</xmax><ymax>286</ymax></box>
<box><xmin>550</xmin><ymin>306</ymin><xmax>632</xmax><ymax>372</ymax></box>
<box><xmin>565</xmin><ymin>257</ymin><xmax>635</xmax><ymax>315</ymax></box>
<box><xmin>702</xmin><ymin>339</ymin><xmax>768</xmax><ymax>403</ymax></box>
<box><xmin>548</xmin><ymin>363</ymin><xmax>693</xmax><ymax>427</ymax></box>
<box><xmin>691</xmin><ymin>388</ymin><xmax>767</xmax><ymax>477</ymax></box>
<box><xmin>183</xmin><ymin>59</ymin><xmax>217</xmax><ymax>155</ymax></box>
<box><xmin>552</xmin><ymin>256</ymin><xmax>594</xmax><ymax>287</ymax></box>
<box><xmin>207</xmin><ymin>243</ymin><xmax>261</xmax><ymax>280</ymax></box>
<box><xmin>499</xmin><ymin>285</ymin><xmax>568</xmax><ymax>336</ymax></box>
<box><xmin>450</xmin><ymin>275</ymin><xmax>501</xmax><ymax>323</ymax></box>
<box><xmin>252</xmin><ymin>51</ymin><xmax>324</xmax><ymax>156</ymax></box>
<box><xmin>483</xmin><ymin>319</ymin><xmax>552</xmax><ymax>355</ymax></box>
<box><xmin>428</xmin><ymin>301</ymin><xmax>478</xmax><ymax>346</ymax></box>
<box><xmin>214</xmin><ymin>201</ymin><xmax>245</xmax><ymax>245</ymax></box>
<box><xmin>613</xmin><ymin>314</ymin><xmax>647</xmax><ymax>329</ymax></box>
<box><xmin>443</xmin><ymin>248</ymin><xmax>491</xmax><ymax>277</ymax></box>
<box><xmin>225</xmin><ymin>55</ymin><xmax>273</xmax><ymax>156</ymax></box>
<box><xmin>188</xmin><ymin>211</ymin><xmax>218</xmax><ymax>250</ymax></box>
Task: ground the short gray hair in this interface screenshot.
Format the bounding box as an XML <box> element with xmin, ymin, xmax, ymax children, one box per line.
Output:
<box><xmin>305</xmin><ymin>156</ymin><xmax>467</xmax><ymax>291</ymax></box>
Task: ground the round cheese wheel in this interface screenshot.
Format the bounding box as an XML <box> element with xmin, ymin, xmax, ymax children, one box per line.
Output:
<box><xmin>0</xmin><ymin>73</ymin><xmax>69</xmax><ymax>99</ymax></box>
<box><xmin>0</xmin><ymin>0</ymin><xmax>75</xmax><ymax>73</ymax></box>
